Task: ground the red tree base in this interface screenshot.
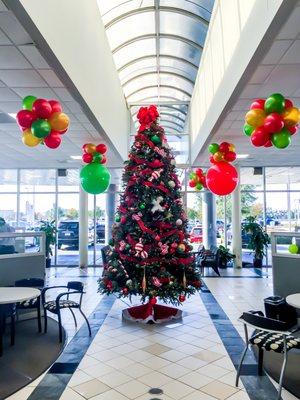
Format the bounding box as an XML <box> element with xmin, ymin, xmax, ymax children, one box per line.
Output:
<box><xmin>122</xmin><ymin>303</ymin><xmax>182</xmax><ymax>324</ymax></box>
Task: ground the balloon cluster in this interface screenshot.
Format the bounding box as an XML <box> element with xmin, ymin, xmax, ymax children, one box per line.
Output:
<box><xmin>16</xmin><ymin>96</ymin><xmax>69</xmax><ymax>149</ymax></box>
<box><xmin>188</xmin><ymin>168</ymin><xmax>207</xmax><ymax>191</ymax></box>
<box><xmin>208</xmin><ymin>141</ymin><xmax>237</xmax><ymax>163</ymax></box>
<box><xmin>206</xmin><ymin>142</ymin><xmax>238</xmax><ymax>196</ymax></box>
<box><xmin>244</xmin><ymin>93</ymin><xmax>300</xmax><ymax>149</ymax></box>
<box><xmin>80</xmin><ymin>143</ymin><xmax>111</xmax><ymax>195</ymax></box>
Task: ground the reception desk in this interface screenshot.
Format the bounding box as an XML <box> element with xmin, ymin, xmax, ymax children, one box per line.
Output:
<box><xmin>271</xmin><ymin>232</ymin><xmax>300</xmax><ymax>298</ymax></box>
<box><xmin>0</xmin><ymin>232</ymin><xmax>46</xmax><ymax>286</ymax></box>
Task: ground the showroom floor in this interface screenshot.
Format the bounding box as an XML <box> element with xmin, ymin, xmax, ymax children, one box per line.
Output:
<box><xmin>6</xmin><ymin>268</ymin><xmax>298</xmax><ymax>400</ymax></box>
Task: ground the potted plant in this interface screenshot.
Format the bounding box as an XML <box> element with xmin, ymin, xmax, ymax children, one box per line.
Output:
<box><xmin>40</xmin><ymin>220</ymin><xmax>57</xmax><ymax>268</ymax></box>
<box><xmin>218</xmin><ymin>245</ymin><xmax>235</xmax><ymax>268</ymax></box>
<box><xmin>242</xmin><ymin>216</ymin><xmax>270</xmax><ymax>267</ymax></box>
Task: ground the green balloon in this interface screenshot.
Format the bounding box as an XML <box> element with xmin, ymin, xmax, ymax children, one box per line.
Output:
<box><xmin>31</xmin><ymin>119</ymin><xmax>51</xmax><ymax>138</ymax></box>
<box><xmin>264</xmin><ymin>93</ymin><xmax>285</xmax><ymax>114</ymax></box>
<box><xmin>80</xmin><ymin>163</ymin><xmax>111</xmax><ymax>194</ymax></box>
<box><xmin>208</xmin><ymin>143</ymin><xmax>219</xmax><ymax>154</ymax></box>
<box><xmin>195</xmin><ymin>183</ymin><xmax>203</xmax><ymax>190</ymax></box>
<box><xmin>93</xmin><ymin>153</ymin><xmax>103</xmax><ymax>163</ymax></box>
<box><xmin>288</xmin><ymin>244</ymin><xmax>299</xmax><ymax>254</ymax></box>
<box><xmin>189</xmin><ymin>172</ymin><xmax>196</xmax><ymax>180</ymax></box>
<box><xmin>243</xmin><ymin>123</ymin><xmax>254</xmax><ymax>137</ymax></box>
<box><xmin>271</xmin><ymin>128</ymin><xmax>291</xmax><ymax>149</ymax></box>
<box><xmin>22</xmin><ymin>95</ymin><xmax>37</xmax><ymax>111</ymax></box>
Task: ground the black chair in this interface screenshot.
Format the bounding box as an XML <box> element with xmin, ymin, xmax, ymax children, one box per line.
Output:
<box><xmin>15</xmin><ymin>278</ymin><xmax>44</xmax><ymax>333</ymax></box>
<box><xmin>236</xmin><ymin>310</ymin><xmax>300</xmax><ymax>400</ymax></box>
<box><xmin>42</xmin><ymin>281</ymin><xmax>91</xmax><ymax>342</ymax></box>
<box><xmin>0</xmin><ymin>303</ymin><xmax>16</xmax><ymax>356</ymax></box>
<box><xmin>195</xmin><ymin>246</ymin><xmax>220</xmax><ymax>276</ymax></box>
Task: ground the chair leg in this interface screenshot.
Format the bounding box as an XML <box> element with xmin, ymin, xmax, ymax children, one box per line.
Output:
<box><xmin>79</xmin><ymin>308</ymin><xmax>91</xmax><ymax>336</ymax></box>
<box><xmin>37</xmin><ymin>302</ymin><xmax>42</xmax><ymax>333</ymax></box>
<box><xmin>44</xmin><ymin>309</ymin><xmax>48</xmax><ymax>333</ymax></box>
<box><xmin>57</xmin><ymin>310</ymin><xmax>63</xmax><ymax>343</ymax></box>
<box><xmin>10</xmin><ymin>315</ymin><xmax>15</xmax><ymax>346</ymax></box>
<box><xmin>235</xmin><ymin>344</ymin><xmax>248</xmax><ymax>387</ymax></box>
<box><xmin>258</xmin><ymin>348</ymin><xmax>264</xmax><ymax>376</ymax></box>
<box><xmin>277</xmin><ymin>341</ymin><xmax>288</xmax><ymax>400</ymax></box>
<box><xmin>69</xmin><ymin>308</ymin><xmax>77</xmax><ymax>328</ymax></box>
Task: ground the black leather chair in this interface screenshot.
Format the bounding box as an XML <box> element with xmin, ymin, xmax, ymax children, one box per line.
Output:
<box><xmin>42</xmin><ymin>281</ymin><xmax>91</xmax><ymax>342</ymax></box>
<box><xmin>236</xmin><ymin>310</ymin><xmax>300</xmax><ymax>400</ymax></box>
<box><xmin>15</xmin><ymin>278</ymin><xmax>44</xmax><ymax>333</ymax></box>
<box><xmin>0</xmin><ymin>303</ymin><xmax>16</xmax><ymax>356</ymax></box>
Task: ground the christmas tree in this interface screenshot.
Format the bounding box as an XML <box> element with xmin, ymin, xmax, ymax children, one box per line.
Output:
<box><xmin>99</xmin><ymin>105</ymin><xmax>201</xmax><ymax>321</ymax></box>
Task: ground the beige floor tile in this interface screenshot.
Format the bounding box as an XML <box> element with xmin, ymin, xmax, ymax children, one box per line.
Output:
<box><xmin>138</xmin><ymin>371</ymin><xmax>172</xmax><ymax>387</ymax></box>
<box><xmin>60</xmin><ymin>388</ymin><xmax>86</xmax><ymax>400</ymax></box>
<box><xmin>90</xmin><ymin>389</ymin><xmax>129</xmax><ymax>400</ymax></box>
<box><xmin>69</xmin><ymin>370</ymin><xmax>94</xmax><ymax>387</ymax></box>
<box><xmin>177</xmin><ymin>356</ymin><xmax>207</xmax><ymax>370</ymax></box>
<box><xmin>197</xmin><ymin>364</ymin><xmax>230</xmax><ymax>379</ymax></box>
<box><xmin>219</xmin><ymin>371</ymin><xmax>245</xmax><ymax>389</ymax></box>
<box><xmin>200</xmin><ymin>381</ymin><xmax>239</xmax><ymax>400</ymax></box>
<box><xmin>92</xmin><ymin>350</ymin><xmax>119</xmax><ymax>362</ymax></box>
<box><xmin>74</xmin><ymin>379</ymin><xmax>110</xmax><ymax>399</ymax></box>
<box><xmin>83</xmin><ymin>363</ymin><xmax>115</xmax><ymax>378</ymax></box>
<box><xmin>141</xmin><ymin>355</ymin><xmax>171</xmax><ymax>369</ymax></box>
<box><xmin>181</xmin><ymin>391</ymin><xmax>216</xmax><ymax>400</ymax></box>
<box><xmin>115</xmin><ymin>380</ymin><xmax>150</xmax><ymax>400</ymax></box>
<box><xmin>161</xmin><ymin>380</ymin><xmax>195</xmax><ymax>399</ymax></box>
<box><xmin>142</xmin><ymin>343</ymin><xmax>172</xmax><ymax>355</ymax></box>
<box><xmin>106</xmin><ymin>356</ymin><xmax>135</xmax><ymax>370</ymax></box>
<box><xmin>126</xmin><ymin>350</ymin><xmax>153</xmax><ymax>362</ymax></box>
<box><xmin>79</xmin><ymin>355</ymin><xmax>101</xmax><ymax>369</ymax></box>
<box><xmin>159</xmin><ymin>363</ymin><xmax>190</xmax><ymax>379</ymax></box>
<box><xmin>227</xmin><ymin>390</ymin><xmax>250</xmax><ymax>399</ymax></box>
<box><xmin>97</xmin><ymin>371</ymin><xmax>132</xmax><ymax>387</ymax></box>
<box><xmin>120</xmin><ymin>362</ymin><xmax>152</xmax><ymax>379</ymax></box>
<box><xmin>159</xmin><ymin>349</ymin><xmax>187</xmax><ymax>362</ymax></box>
<box><xmin>212</xmin><ymin>357</ymin><xmax>235</xmax><ymax>371</ymax></box>
<box><xmin>177</xmin><ymin>344</ymin><xmax>203</xmax><ymax>355</ymax></box>
<box><xmin>178</xmin><ymin>371</ymin><xmax>214</xmax><ymax>389</ymax></box>
<box><xmin>194</xmin><ymin>350</ymin><xmax>224</xmax><ymax>363</ymax></box>
<box><xmin>6</xmin><ymin>387</ymin><xmax>35</xmax><ymax>400</ymax></box>
<box><xmin>113</xmin><ymin>344</ymin><xmax>137</xmax><ymax>355</ymax></box>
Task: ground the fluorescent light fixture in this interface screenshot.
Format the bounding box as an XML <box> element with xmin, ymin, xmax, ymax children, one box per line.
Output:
<box><xmin>8</xmin><ymin>113</ymin><xmax>17</xmax><ymax>119</ymax></box>
<box><xmin>70</xmin><ymin>155</ymin><xmax>82</xmax><ymax>160</ymax></box>
<box><xmin>236</xmin><ymin>154</ymin><xmax>249</xmax><ymax>159</ymax></box>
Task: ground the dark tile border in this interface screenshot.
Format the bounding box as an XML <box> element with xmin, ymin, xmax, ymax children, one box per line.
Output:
<box><xmin>27</xmin><ymin>295</ymin><xmax>115</xmax><ymax>400</ymax></box>
<box><xmin>200</xmin><ymin>284</ymin><xmax>278</xmax><ymax>400</ymax></box>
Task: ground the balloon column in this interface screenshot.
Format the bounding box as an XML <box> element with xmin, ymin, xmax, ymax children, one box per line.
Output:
<box><xmin>188</xmin><ymin>168</ymin><xmax>207</xmax><ymax>191</ymax></box>
<box><xmin>206</xmin><ymin>142</ymin><xmax>238</xmax><ymax>196</ymax></box>
<box><xmin>244</xmin><ymin>93</ymin><xmax>300</xmax><ymax>149</ymax></box>
<box><xmin>80</xmin><ymin>143</ymin><xmax>111</xmax><ymax>195</ymax></box>
<box><xmin>16</xmin><ymin>95</ymin><xmax>69</xmax><ymax>148</ymax></box>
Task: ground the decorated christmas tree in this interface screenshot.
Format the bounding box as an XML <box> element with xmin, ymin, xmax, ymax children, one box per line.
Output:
<box><xmin>99</xmin><ymin>105</ymin><xmax>201</xmax><ymax>322</ymax></box>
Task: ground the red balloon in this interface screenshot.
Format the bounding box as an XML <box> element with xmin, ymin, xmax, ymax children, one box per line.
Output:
<box><xmin>100</xmin><ymin>155</ymin><xmax>107</xmax><ymax>164</ymax></box>
<box><xmin>82</xmin><ymin>153</ymin><xmax>93</xmax><ymax>163</ymax></box>
<box><xmin>206</xmin><ymin>162</ymin><xmax>238</xmax><ymax>196</ymax></box>
<box><xmin>44</xmin><ymin>132</ymin><xmax>61</xmax><ymax>149</ymax></box>
<box><xmin>224</xmin><ymin>151</ymin><xmax>236</xmax><ymax>162</ymax></box>
<box><xmin>251</xmin><ymin>127</ymin><xmax>269</xmax><ymax>147</ymax></box>
<box><xmin>219</xmin><ymin>142</ymin><xmax>230</xmax><ymax>153</ymax></box>
<box><xmin>49</xmin><ymin>99</ymin><xmax>62</xmax><ymax>113</ymax></box>
<box><xmin>264</xmin><ymin>140</ymin><xmax>272</xmax><ymax>147</ymax></box>
<box><xmin>264</xmin><ymin>113</ymin><xmax>284</xmax><ymax>133</ymax></box>
<box><xmin>96</xmin><ymin>143</ymin><xmax>107</xmax><ymax>154</ymax></box>
<box><xmin>199</xmin><ymin>175</ymin><xmax>206</xmax><ymax>185</ymax></box>
<box><xmin>32</xmin><ymin>99</ymin><xmax>52</xmax><ymax>119</ymax></box>
<box><xmin>195</xmin><ymin>168</ymin><xmax>203</xmax><ymax>176</ymax></box>
<box><xmin>16</xmin><ymin>110</ymin><xmax>36</xmax><ymax>129</ymax></box>
<box><xmin>288</xmin><ymin>125</ymin><xmax>298</xmax><ymax>135</ymax></box>
<box><xmin>250</xmin><ymin>99</ymin><xmax>265</xmax><ymax>110</ymax></box>
<box><xmin>56</xmin><ymin>128</ymin><xmax>67</xmax><ymax>135</ymax></box>
<box><xmin>285</xmin><ymin>99</ymin><xmax>294</xmax><ymax>109</ymax></box>
<box><xmin>189</xmin><ymin>180</ymin><xmax>196</xmax><ymax>188</ymax></box>
<box><xmin>209</xmin><ymin>155</ymin><xmax>217</xmax><ymax>164</ymax></box>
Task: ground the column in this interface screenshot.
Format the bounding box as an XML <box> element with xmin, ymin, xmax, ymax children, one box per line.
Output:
<box><xmin>232</xmin><ymin>166</ymin><xmax>242</xmax><ymax>268</ymax></box>
<box><xmin>105</xmin><ymin>184</ymin><xmax>116</xmax><ymax>243</ymax></box>
<box><xmin>202</xmin><ymin>191</ymin><xmax>217</xmax><ymax>249</ymax></box>
<box><xmin>79</xmin><ymin>185</ymin><xmax>88</xmax><ymax>268</ymax></box>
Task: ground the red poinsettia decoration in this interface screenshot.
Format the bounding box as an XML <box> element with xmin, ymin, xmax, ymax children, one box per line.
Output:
<box><xmin>137</xmin><ymin>105</ymin><xmax>159</xmax><ymax>128</ymax></box>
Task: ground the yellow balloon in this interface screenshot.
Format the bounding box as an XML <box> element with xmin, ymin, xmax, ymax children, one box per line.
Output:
<box><xmin>214</xmin><ymin>151</ymin><xmax>224</xmax><ymax>162</ymax></box>
<box><xmin>22</xmin><ymin>130</ymin><xmax>41</xmax><ymax>147</ymax></box>
<box><xmin>245</xmin><ymin>109</ymin><xmax>266</xmax><ymax>128</ymax></box>
<box><xmin>229</xmin><ymin>143</ymin><xmax>236</xmax><ymax>152</ymax></box>
<box><xmin>282</xmin><ymin>107</ymin><xmax>300</xmax><ymax>127</ymax></box>
<box><xmin>48</xmin><ymin>112</ymin><xmax>70</xmax><ymax>132</ymax></box>
<box><xmin>84</xmin><ymin>143</ymin><xmax>97</xmax><ymax>154</ymax></box>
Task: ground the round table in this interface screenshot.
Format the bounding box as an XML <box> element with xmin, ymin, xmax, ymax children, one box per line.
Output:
<box><xmin>0</xmin><ymin>287</ymin><xmax>41</xmax><ymax>355</ymax></box>
<box><xmin>286</xmin><ymin>293</ymin><xmax>300</xmax><ymax>309</ymax></box>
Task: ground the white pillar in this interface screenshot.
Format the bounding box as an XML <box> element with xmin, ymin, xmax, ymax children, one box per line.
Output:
<box><xmin>202</xmin><ymin>191</ymin><xmax>217</xmax><ymax>249</ymax></box>
<box><xmin>105</xmin><ymin>184</ymin><xmax>116</xmax><ymax>244</ymax></box>
<box><xmin>232</xmin><ymin>166</ymin><xmax>242</xmax><ymax>268</ymax></box>
<box><xmin>79</xmin><ymin>185</ymin><xmax>89</xmax><ymax>268</ymax></box>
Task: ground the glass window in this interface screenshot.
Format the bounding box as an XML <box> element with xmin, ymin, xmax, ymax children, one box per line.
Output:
<box><xmin>240</xmin><ymin>167</ymin><xmax>263</xmax><ymax>191</ymax></box>
<box><xmin>186</xmin><ymin>192</ymin><xmax>202</xmax><ymax>249</ymax></box>
<box><xmin>120</xmin><ymin>63</ymin><xmax>157</xmax><ymax>84</ymax></box>
<box><xmin>123</xmin><ymin>73</ymin><xmax>158</xmax><ymax>97</ymax></box>
<box><xmin>160</xmin><ymin>57</ymin><xmax>198</xmax><ymax>80</ymax></box>
<box><xmin>288</xmin><ymin>167</ymin><xmax>300</xmax><ymax>190</ymax></box>
<box><xmin>113</xmin><ymin>38</ymin><xmax>156</xmax><ymax>70</ymax></box>
<box><xmin>265</xmin><ymin>191</ymin><xmax>289</xmax><ymax>234</ymax></box>
<box><xmin>127</xmin><ymin>86</ymin><xmax>159</xmax><ymax>102</ymax></box>
<box><xmin>265</xmin><ymin>167</ymin><xmax>289</xmax><ymax>191</ymax></box>
<box><xmin>241</xmin><ymin>191</ymin><xmax>264</xmax><ymax>221</ymax></box>
<box><xmin>99</xmin><ymin>0</ymin><xmax>154</xmax><ymax>25</ymax></box>
<box><xmin>20</xmin><ymin>169</ymin><xmax>56</xmax><ymax>192</ymax></box>
<box><xmin>0</xmin><ymin>169</ymin><xmax>17</xmax><ymax>193</ymax></box>
<box><xmin>290</xmin><ymin>192</ymin><xmax>300</xmax><ymax>232</ymax></box>
<box><xmin>58</xmin><ymin>169</ymin><xmax>79</xmax><ymax>192</ymax></box>
<box><xmin>0</xmin><ymin>194</ymin><xmax>17</xmax><ymax>226</ymax></box>
<box><xmin>160</xmin><ymin>0</ymin><xmax>213</xmax><ymax>21</ymax></box>
<box><xmin>19</xmin><ymin>193</ymin><xmax>56</xmax><ymax>230</ymax></box>
<box><xmin>160</xmin><ymin>37</ymin><xmax>201</xmax><ymax>66</ymax></box>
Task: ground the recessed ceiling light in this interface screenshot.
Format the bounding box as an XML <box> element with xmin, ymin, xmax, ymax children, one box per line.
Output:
<box><xmin>8</xmin><ymin>113</ymin><xmax>17</xmax><ymax>119</ymax></box>
<box><xmin>70</xmin><ymin>155</ymin><xmax>82</xmax><ymax>160</ymax></box>
<box><xmin>236</xmin><ymin>154</ymin><xmax>249</xmax><ymax>159</ymax></box>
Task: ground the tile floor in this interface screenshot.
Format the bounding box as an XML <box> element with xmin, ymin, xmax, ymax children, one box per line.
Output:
<box><xmin>6</xmin><ymin>267</ymin><xmax>299</xmax><ymax>400</ymax></box>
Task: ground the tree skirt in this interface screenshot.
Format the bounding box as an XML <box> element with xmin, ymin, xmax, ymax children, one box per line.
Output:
<box><xmin>122</xmin><ymin>302</ymin><xmax>182</xmax><ymax>324</ymax></box>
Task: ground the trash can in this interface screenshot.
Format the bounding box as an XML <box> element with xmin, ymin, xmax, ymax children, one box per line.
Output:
<box><xmin>264</xmin><ymin>296</ymin><xmax>297</xmax><ymax>326</ymax></box>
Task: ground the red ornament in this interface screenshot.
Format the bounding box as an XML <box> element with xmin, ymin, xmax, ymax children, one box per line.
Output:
<box><xmin>122</xmin><ymin>287</ymin><xmax>129</xmax><ymax>295</ymax></box>
<box><xmin>178</xmin><ymin>294</ymin><xmax>186</xmax><ymax>302</ymax></box>
<box><xmin>152</xmin><ymin>159</ymin><xmax>162</xmax><ymax>168</ymax></box>
<box><xmin>120</xmin><ymin>216</ymin><xmax>126</xmax><ymax>224</ymax></box>
<box><xmin>250</xmin><ymin>99</ymin><xmax>265</xmax><ymax>110</ymax></box>
<box><xmin>32</xmin><ymin>98</ymin><xmax>52</xmax><ymax>119</ymax></box>
<box><xmin>96</xmin><ymin>143</ymin><xmax>107</xmax><ymax>154</ymax></box>
<box><xmin>264</xmin><ymin>113</ymin><xmax>284</xmax><ymax>133</ymax></box>
<box><xmin>44</xmin><ymin>132</ymin><xmax>61</xmax><ymax>149</ymax></box>
<box><xmin>154</xmin><ymin>235</ymin><xmax>161</xmax><ymax>241</ymax></box>
<box><xmin>149</xmin><ymin>297</ymin><xmax>157</xmax><ymax>305</ymax></box>
<box><xmin>49</xmin><ymin>99</ymin><xmax>62</xmax><ymax>113</ymax></box>
<box><xmin>82</xmin><ymin>153</ymin><xmax>93</xmax><ymax>163</ymax></box>
<box><xmin>106</xmin><ymin>281</ymin><xmax>113</xmax><ymax>290</ymax></box>
<box><xmin>16</xmin><ymin>110</ymin><xmax>36</xmax><ymax>129</ymax></box>
<box><xmin>251</xmin><ymin>127</ymin><xmax>269</xmax><ymax>147</ymax></box>
<box><xmin>206</xmin><ymin>161</ymin><xmax>238</xmax><ymax>196</ymax></box>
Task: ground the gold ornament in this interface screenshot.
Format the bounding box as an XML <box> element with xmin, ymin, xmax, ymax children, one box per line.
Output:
<box><xmin>183</xmin><ymin>271</ymin><xmax>187</xmax><ymax>288</ymax></box>
<box><xmin>142</xmin><ymin>267</ymin><xmax>146</xmax><ymax>293</ymax></box>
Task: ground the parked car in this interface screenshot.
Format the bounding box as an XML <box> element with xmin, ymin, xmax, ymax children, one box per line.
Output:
<box><xmin>96</xmin><ymin>223</ymin><xmax>105</xmax><ymax>241</ymax></box>
<box><xmin>189</xmin><ymin>226</ymin><xmax>203</xmax><ymax>243</ymax></box>
<box><xmin>58</xmin><ymin>220</ymin><xmax>94</xmax><ymax>249</ymax></box>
